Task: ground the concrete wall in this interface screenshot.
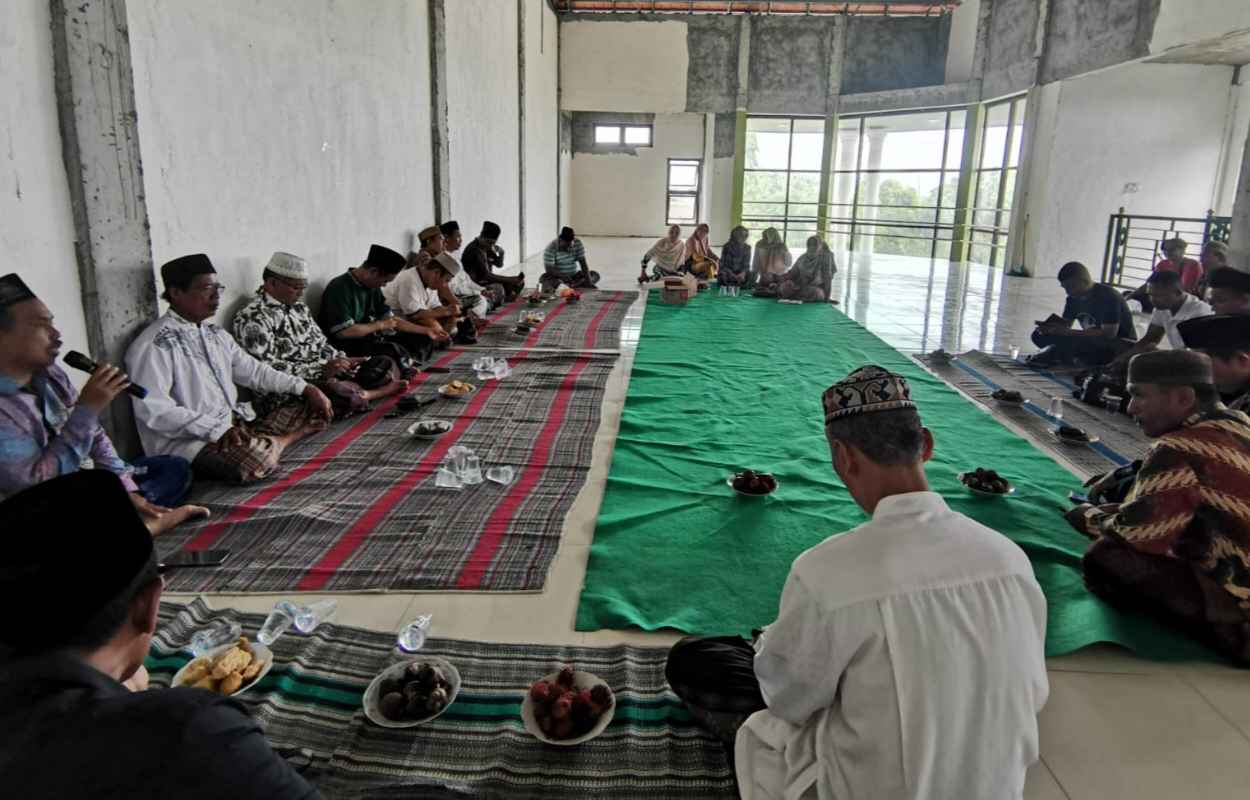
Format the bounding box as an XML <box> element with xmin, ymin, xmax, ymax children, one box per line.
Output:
<box><xmin>841</xmin><ymin>16</ymin><xmax>951</xmax><ymax>96</ymax></box>
<box><xmin>567</xmin><ymin>113</ymin><xmax>706</xmax><ymax>237</ymax></box>
<box><xmin>1</xmin><ymin>1</ymin><xmax>90</xmax><ymax>373</ymax></box>
<box><xmin>945</xmin><ymin>0</ymin><xmax>981</xmax><ymax>84</ymax></box>
<box><xmin>560</xmin><ymin>20</ymin><xmax>688</xmax><ymax>113</ymax></box>
<box><xmin>981</xmin><ymin>0</ymin><xmax>1040</xmax><ymax>100</ymax></box>
<box><xmin>445</xmin><ymin>0</ymin><xmax>521</xmax><ymax>263</ymax></box>
<box><xmin>1150</xmin><ymin>0</ymin><xmax>1250</xmax><ymax>54</ymax></box>
<box><xmin>1039</xmin><ymin>0</ymin><xmax>1158</xmax><ymax>85</ymax></box>
<box><xmin>524</xmin><ymin>0</ymin><xmax>560</xmax><ymax>251</ymax></box>
<box><xmin>1018</xmin><ymin>62</ymin><xmax>1233</xmax><ymax>278</ymax></box>
<box><xmin>127</xmin><ymin>0</ymin><xmax>434</xmax><ymax>318</ymax></box>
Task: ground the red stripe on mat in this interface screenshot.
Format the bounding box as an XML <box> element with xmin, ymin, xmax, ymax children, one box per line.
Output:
<box><xmin>454</xmin><ymin>293</ymin><xmax>623</xmax><ymax>588</ymax></box>
<box><xmin>293</xmin><ymin>300</ymin><xmax>577</xmax><ymax>589</ymax></box>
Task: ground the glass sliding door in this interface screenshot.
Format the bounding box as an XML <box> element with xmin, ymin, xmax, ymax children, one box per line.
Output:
<box><xmin>969</xmin><ymin>95</ymin><xmax>1027</xmax><ymax>267</ymax></box>
<box><xmin>826</xmin><ymin>108</ymin><xmax>966</xmax><ymax>260</ymax></box>
<box><xmin>741</xmin><ymin>116</ymin><xmax>827</xmax><ymax>247</ymax></box>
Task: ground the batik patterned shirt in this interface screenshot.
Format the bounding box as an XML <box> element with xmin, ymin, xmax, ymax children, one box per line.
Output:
<box><xmin>1086</xmin><ymin>407</ymin><xmax>1250</xmax><ymax>607</ymax></box>
<box><xmin>233</xmin><ymin>288</ymin><xmax>341</xmax><ymax>383</ymax></box>
<box><xmin>0</xmin><ymin>365</ymin><xmax>137</xmax><ymax>498</ymax></box>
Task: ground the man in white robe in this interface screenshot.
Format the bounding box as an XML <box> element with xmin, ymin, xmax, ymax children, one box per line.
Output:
<box><xmin>126</xmin><ymin>254</ymin><xmax>332</xmax><ymax>484</ymax></box>
<box><xmin>668</xmin><ymin>365</ymin><xmax>1049</xmax><ymax>800</ymax></box>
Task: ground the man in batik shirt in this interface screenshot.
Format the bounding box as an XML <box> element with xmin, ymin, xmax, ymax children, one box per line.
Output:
<box><xmin>234</xmin><ymin>252</ymin><xmax>403</xmax><ymax>418</ymax></box>
<box><xmin>1066</xmin><ymin>350</ymin><xmax>1250</xmax><ymax>664</ymax></box>
<box><xmin>1180</xmin><ymin>314</ymin><xmax>1250</xmax><ymax>413</ymax></box>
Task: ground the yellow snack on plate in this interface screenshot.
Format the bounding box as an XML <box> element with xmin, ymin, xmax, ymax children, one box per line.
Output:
<box><xmin>190</xmin><ymin>675</ymin><xmax>219</xmax><ymax>691</ymax></box>
<box><xmin>179</xmin><ymin>658</ymin><xmax>211</xmax><ymax>686</ymax></box>
<box><xmin>210</xmin><ymin>646</ymin><xmax>252</xmax><ymax>680</ymax></box>
<box><xmin>219</xmin><ymin>672</ymin><xmax>244</xmax><ymax>695</ymax></box>
<box><xmin>240</xmin><ymin>657</ymin><xmax>266</xmax><ymax>682</ymax></box>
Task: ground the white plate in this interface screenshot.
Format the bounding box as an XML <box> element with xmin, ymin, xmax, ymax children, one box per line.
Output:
<box><xmin>1051</xmin><ymin>429</ymin><xmax>1101</xmax><ymax>446</ymax></box>
<box><xmin>521</xmin><ymin>670</ymin><xmax>615</xmax><ymax>746</ymax></box>
<box><xmin>726</xmin><ymin>475</ymin><xmax>778</xmax><ymax>497</ymax></box>
<box><xmin>172</xmin><ymin>640</ymin><xmax>273</xmax><ymax>697</ymax></box>
<box><xmin>437</xmin><ymin>383</ymin><xmax>476</xmax><ymax>400</ymax></box>
<box><xmin>407</xmin><ymin>420</ymin><xmax>453</xmax><ymax>438</ymax></box>
<box><xmin>957</xmin><ymin>472</ymin><xmax>1016</xmax><ymax>497</ymax></box>
<box><xmin>363</xmin><ymin>656</ymin><xmax>461</xmax><ymax>729</ymax></box>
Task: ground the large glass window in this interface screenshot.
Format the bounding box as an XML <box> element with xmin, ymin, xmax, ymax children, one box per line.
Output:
<box><xmin>825</xmin><ymin>108</ymin><xmax>966</xmax><ymax>259</ymax></box>
<box><xmin>742</xmin><ymin>117</ymin><xmax>827</xmax><ymax>248</ymax></box>
<box><xmin>969</xmin><ymin>95</ymin><xmax>1026</xmax><ymax>267</ymax></box>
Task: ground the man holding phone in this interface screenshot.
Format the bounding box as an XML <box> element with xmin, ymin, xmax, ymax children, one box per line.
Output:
<box><xmin>1029</xmin><ymin>261</ymin><xmax>1138</xmax><ymax>367</ymax></box>
<box><xmin>0</xmin><ymin>273</ymin><xmax>207</xmax><ymax>535</ymax></box>
<box><xmin>0</xmin><ymin>471</ymin><xmax>318</xmax><ymax>798</ymax></box>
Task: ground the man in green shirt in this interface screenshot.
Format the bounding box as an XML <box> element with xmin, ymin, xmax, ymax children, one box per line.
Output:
<box><xmin>318</xmin><ymin>244</ymin><xmax>439</xmax><ymax>367</ymax></box>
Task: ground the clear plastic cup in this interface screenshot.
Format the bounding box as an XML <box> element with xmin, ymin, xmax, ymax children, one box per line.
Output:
<box><xmin>1048</xmin><ymin>396</ymin><xmax>1064</xmax><ymax>421</ymax></box>
<box><xmin>189</xmin><ymin>619</ymin><xmax>242</xmax><ymax>656</ymax></box>
<box><xmin>257</xmin><ymin>604</ymin><xmax>294</xmax><ymax>645</ymax></box>
<box><xmin>472</xmin><ymin>356</ymin><xmax>493</xmax><ymax>372</ymax></box>
<box><xmin>461</xmin><ymin>453</ymin><xmax>484</xmax><ymax>485</ymax></box>
<box><xmin>486</xmin><ymin>465</ymin><xmax>515</xmax><ymax>485</ymax></box>
<box><xmin>435</xmin><ymin>465</ymin><xmax>463</xmax><ymax>489</ymax></box>
<box><xmin>396</xmin><ymin>615</ymin><xmax>433</xmax><ymax>654</ymax></box>
<box><xmin>492</xmin><ymin>359</ymin><xmax>512</xmax><ymax>379</ymax></box>
<box><xmin>446</xmin><ymin>445</ymin><xmax>471</xmax><ymax>476</ymax></box>
<box><xmin>1009</xmin><ymin>345</ymin><xmax>1020</xmax><ymax>360</ymax></box>
<box><xmin>293</xmin><ymin>599</ymin><xmax>337</xmax><ymax>634</ymax></box>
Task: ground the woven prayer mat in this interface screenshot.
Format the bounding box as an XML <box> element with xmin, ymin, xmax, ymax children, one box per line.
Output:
<box><xmin>575</xmin><ymin>291</ymin><xmax>1219</xmax><ymax>662</ymax></box>
<box><xmin>913</xmin><ymin>350</ymin><xmax>1150</xmax><ymax>477</ymax></box>
<box><xmin>147</xmin><ymin>599</ymin><xmax>735</xmax><ymax>799</ymax></box>
<box><xmin>160</xmin><ymin>344</ymin><xmax>620</xmax><ymax>594</ymax></box>
<box><xmin>470</xmin><ymin>289</ymin><xmax>639</xmax><ymax>351</ymax></box>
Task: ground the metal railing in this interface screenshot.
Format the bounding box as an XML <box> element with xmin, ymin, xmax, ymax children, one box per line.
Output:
<box><xmin>1101</xmin><ymin>208</ymin><xmax>1232</xmax><ymax>288</ymax></box>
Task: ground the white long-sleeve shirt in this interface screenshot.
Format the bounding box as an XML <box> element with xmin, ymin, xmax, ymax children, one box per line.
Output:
<box><xmin>125</xmin><ymin>310</ymin><xmax>307</xmax><ymax>461</ymax></box>
<box><xmin>738</xmin><ymin>491</ymin><xmax>1049</xmax><ymax>800</ymax></box>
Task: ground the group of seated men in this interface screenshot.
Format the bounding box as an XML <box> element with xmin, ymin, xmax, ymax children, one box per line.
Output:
<box><xmin>0</xmin><ymin>219</ymin><xmax>536</xmax><ymax>532</ymax></box>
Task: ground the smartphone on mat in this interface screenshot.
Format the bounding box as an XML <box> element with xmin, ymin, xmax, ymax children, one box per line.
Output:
<box><xmin>158</xmin><ymin>550</ymin><xmax>231</xmax><ymax>570</ymax></box>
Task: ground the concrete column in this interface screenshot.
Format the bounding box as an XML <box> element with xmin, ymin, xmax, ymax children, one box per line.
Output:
<box><xmin>701</xmin><ymin>113</ymin><xmax>715</xmax><ymax>225</ymax></box>
<box><xmin>831</xmin><ymin>129</ymin><xmax>859</xmax><ymax>254</ymax></box>
<box><xmin>428</xmin><ymin>0</ymin><xmax>451</xmax><ymax>221</ymax></box>
<box><xmin>730</xmin><ymin>16</ymin><xmax>751</xmax><ymax>228</ymax></box>
<box><xmin>516</xmin><ymin>0</ymin><xmax>526</xmax><ymax>257</ymax></box>
<box><xmin>50</xmin><ymin>0</ymin><xmax>157</xmax><ymax>457</ymax></box>
<box><xmin>857</xmin><ymin>129</ymin><xmax>887</xmax><ymax>255</ymax></box>
<box><xmin>1230</xmin><ymin>126</ymin><xmax>1250</xmax><ymax>269</ymax></box>
<box><xmin>950</xmin><ymin>103</ymin><xmax>985</xmax><ymax>263</ymax></box>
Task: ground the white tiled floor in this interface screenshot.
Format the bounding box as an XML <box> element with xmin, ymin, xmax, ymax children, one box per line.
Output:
<box><xmin>170</xmin><ymin>237</ymin><xmax>1250</xmax><ymax>799</ymax></box>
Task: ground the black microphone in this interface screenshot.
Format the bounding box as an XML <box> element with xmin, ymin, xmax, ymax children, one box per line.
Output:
<box><xmin>64</xmin><ymin>350</ymin><xmax>148</xmax><ymax>399</ymax></box>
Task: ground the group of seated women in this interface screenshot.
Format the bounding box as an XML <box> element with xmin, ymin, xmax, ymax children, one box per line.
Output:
<box><xmin>640</xmin><ymin>224</ymin><xmax>838</xmax><ymax>303</ymax></box>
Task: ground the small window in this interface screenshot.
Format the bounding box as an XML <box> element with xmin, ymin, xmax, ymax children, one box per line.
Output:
<box><xmin>623</xmin><ymin>125</ymin><xmax>652</xmax><ymax>146</ymax></box>
<box><xmin>666</xmin><ymin>158</ymin><xmax>701</xmax><ymax>226</ymax></box>
<box><xmin>594</xmin><ymin>125</ymin><xmax>621</xmax><ymax>145</ymax></box>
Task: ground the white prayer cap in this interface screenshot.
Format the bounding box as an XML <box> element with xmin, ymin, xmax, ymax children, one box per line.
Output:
<box><xmin>433</xmin><ymin>252</ymin><xmax>462</xmax><ymax>277</ymax></box>
<box><xmin>264</xmin><ymin>252</ymin><xmax>308</xmax><ymax>281</ymax></box>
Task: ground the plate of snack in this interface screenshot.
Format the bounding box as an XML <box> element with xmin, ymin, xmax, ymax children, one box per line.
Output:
<box><xmin>407</xmin><ymin>419</ymin><xmax>453</xmax><ymax>438</ymax></box>
<box><xmin>519</xmin><ymin>310</ymin><xmax>546</xmax><ymax>327</ymax></box>
<box><xmin>521</xmin><ymin>664</ymin><xmax>615</xmax><ymax>746</ymax></box>
<box><xmin>990</xmin><ymin>388</ymin><xmax>1024</xmax><ymax>405</ymax></box>
<box><xmin>728</xmin><ymin>469</ymin><xmax>778</xmax><ymax>497</ymax></box>
<box><xmin>173</xmin><ymin>636</ymin><xmax>272</xmax><ymax>697</ymax></box>
<box><xmin>363</xmin><ymin>657</ymin><xmax>461</xmax><ymax>729</ymax></box>
<box><xmin>958</xmin><ymin>468</ymin><xmax>1015</xmax><ymax>497</ymax></box>
<box><xmin>1051</xmin><ymin>424</ymin><xmax>1099</xmax><ymax>445</ymax></box>
<box><xmin>438</xmin><ymin>380</ymin><xmax>476</xmax><ymax>399</ymax></box>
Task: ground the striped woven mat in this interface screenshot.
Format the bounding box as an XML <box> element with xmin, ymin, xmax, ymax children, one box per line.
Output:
<box><xmin>914</xmin><ymin>350</ymin><xmax>1149</xmax><ymax>478</ymax></box>
<box><xmin>147</xmin><ymin>599</ymin><xmax>735</xmax><ymax>799</ymax></box>
<box><xmin>159</xmin><ymin>336</ymin><xmax>622</xmax><ymax>594</ymax></box>
<box><xmin>469</xmin><ymin>289</ymin><xmax>638</xmax><ymax>351</ymax></box>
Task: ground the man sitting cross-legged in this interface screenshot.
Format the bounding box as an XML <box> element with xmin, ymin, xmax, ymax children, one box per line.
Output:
<box><xmin>462</xmin><ymin>221</ymin><xmax>524</xmax><ymax>301</ymax></box>
<box><xmin>666</xmin><ymin>366</ymin><xmax>1048</xmax><ymax>800</ymax></box>
<box><xmin>540</xmin><ymin>227</ymin><xmax>598</xmax><ymax>292</ymax></box>
<box><xmin>1029</xmin><ymin>261</ymin><xmax>1138</xmax><ymax>367</ymax></box>
<box><xmin>318</xmin><ymin>244</ymin><xmax>445</xmax><ymax>366</ymax></box>
<box><xmin>127</xmin><ymin>254</ymin><xmax>333</xmax><ymax>484</ymax></box>
<box><xmin>0</xmin><ymin>274</ymin><xmax>207</xmax><ymax>534</ymax></box>
<box><xmin>384</xmin><ymin>227</ymin><xmax>464</xmax><ymax>341</ymax></box>
<box><xmin>1109</xmin><ymin>270</ymin><xmax>1212</xmax><ymax>369</ymax></box>
<box><xmin>234</xmin><ymin>252</ymin><xmax>404</xmax><ymax>419</ymax></box>
<box><xmin>1066</xmin><ymin>350</ymin><xmax>1250</xmax><ymax>664</ymax></box>
<box><xmin>1206</xmin><ymin>267</ymin><xmax>1250</xmax><ymax>316</ymax></box>
<box><xmin>0</xmin><ymin>470</ymin><xmax>318</xmax><ymax>799</ymax></box>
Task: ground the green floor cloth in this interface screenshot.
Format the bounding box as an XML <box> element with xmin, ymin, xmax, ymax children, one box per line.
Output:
<box><xmin>575</xmin><ymin>292</ymin><xmax>1217</xmax><ymax>661</ymax></box>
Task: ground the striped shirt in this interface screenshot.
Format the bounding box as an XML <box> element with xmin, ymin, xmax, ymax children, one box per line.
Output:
<box><xmin>543</xmin><ymin>238</ymin><xmax>586</xmax><ymax>276</ymax></box>
<box><xmin>1088</xmin><ymin>407</ymin><xmax>1250</xmax><ymax>607</ymax></box>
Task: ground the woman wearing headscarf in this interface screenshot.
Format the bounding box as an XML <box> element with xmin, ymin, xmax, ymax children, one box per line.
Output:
<box><xmin>757</xmin><ymin>236</ymin><xmax>837</xmax><ymax>302</ymax></box>
<box><xmin>751</xmin><ymin>228</ymin><xmax>792</xmax><ymax>281</ymax></box>
<box><xmin>640</xmin><ymin>225</ymin><xmax>688</xmax><ymax>283</ymax></box>
<box><xmin>685</xmin><ymin>223</ymin><xmax>719</xmax><ymax>280</ymax></box>
<box><xmin>718</xmin><ymin>226</ymin><xmax>752</xmax><ymax>288</ymax></box>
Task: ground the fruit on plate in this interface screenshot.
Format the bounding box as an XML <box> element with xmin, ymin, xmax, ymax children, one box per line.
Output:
<box><xmin>962</xmin><ymin>468</ymin><xmax>1011</xmax><ymax>494</ymax></box>
<box><xmin>380</xmin><ymin>661</ymin><xmax>453</xmax><ymax>722</ymax></box>
<box><xmin>528</xmin><ymin>664</ymin><xmax>613</xmax><ymax>741</ymax></box>
<box><xmin>991</xmin><ymin>388</ymin><xmax>1023</xmax><ymax>402</ymax></box>
<box><xmin>732</xmin><ymin>469</ymin><xmax>777</xmax><ymax>495</ymax></box>
<box><xmin>1057</xmin><ymin>424</ymin><xmax>1089</xmax><ymax>441</ymax></box>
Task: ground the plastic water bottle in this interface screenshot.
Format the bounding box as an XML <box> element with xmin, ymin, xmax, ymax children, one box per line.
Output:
<box><xmin>396</xmin><ymin>615</ymin><xmax>433</xmax><ymax>654</ymax></box>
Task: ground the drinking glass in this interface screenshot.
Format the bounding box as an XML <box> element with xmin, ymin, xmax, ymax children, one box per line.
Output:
<box><xmin>293</xmin><ymin>599</ymin><xmax>337</xmax><ymax>634</ymax></box>
<box><xmin>486</xmin><ymin>465</ymin><xmax>515</xmax><ymax>485</ymax></box>
<box><xmin>1009</xmin><ymin>345</ymin><xmax>1020</xmax><ymax>361</ymax></box>
<box><xmin>1048</xmin><ymin>397</ymin><xmax>1064</xmax><ymax>421</ymax></box>
<box><xmin>435</xmin><ymin>465</ymin><xmax>463</xmax><ymax>489</ymax></box>
<box><xmin>396</xmin><ymin>615</ymin><xmax>433</xmax><ymax>654</ymax></box>
<box><xmin>257</xmin><ymin>604</ymin><xmax>294</xmax><ymax>645</ymax></box>
<box><xmin>189</xmin><ymin>619</ymin><xmax>242</xmax><ymax>656</ymax></box>
<box><xmin>446</xmin><ymin>445</ymin><xmax>471</xmax><ymax>476</ymax></box>
<box><xmin>461</xmin><ymin>453</ymin><xmax>484</xmax><ymax>485</ymax></box>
